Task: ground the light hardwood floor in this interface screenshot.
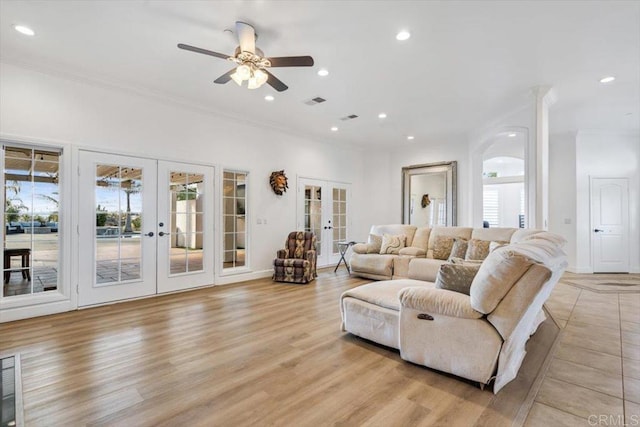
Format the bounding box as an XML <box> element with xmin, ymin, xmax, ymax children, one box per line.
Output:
<box><xmin>0</xmin><ymin>269</ymin><xmax>597</xmax><ymax>426</ymax></box>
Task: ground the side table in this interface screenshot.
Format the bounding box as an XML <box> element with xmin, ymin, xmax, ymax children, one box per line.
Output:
<box><xmin>335</xmin><ymin>241</ymin><xmax>356</xmax><ymax>273</ymax></box>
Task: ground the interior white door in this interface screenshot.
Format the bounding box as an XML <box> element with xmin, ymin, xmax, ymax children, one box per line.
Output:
<box><xmin>591</xmin><ymin>177</ymin><xmax>629</xmax><ymax>273</ymax></box>
<box><xmin>298</xmin><ymin>178</ymin><xmax>350</xmax><ymax>267</ymax></box>
<box><xmin>79</xmin><ymin>151</ymin><xmax>158</xmax><ymax>306</ymax></box>
<box><xmin>156</xmin><ymin>161</ymin><xmax>214</xmax><ymax>293</ymax></box>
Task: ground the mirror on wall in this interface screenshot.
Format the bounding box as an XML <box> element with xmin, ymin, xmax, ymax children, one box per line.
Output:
<box><xmin>402</xmin><ymin>161</ymin><xmax>457</xmax><ymax>226</ymax></box>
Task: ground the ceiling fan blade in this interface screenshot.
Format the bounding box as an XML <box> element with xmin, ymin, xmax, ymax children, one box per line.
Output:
<box><xmin>265</xmin><ymin>70</ymin><xmax>288</xmax><ymax>92</ymax></box>
<box><xmin>177</xmin><ymin>43</ymin><xmax>230</xmax><ymax>60</ymax></box>
<box><xmin>214</xmin><ymin>69</ymin><xmax>236</xmax><ymax>84</ymax></box>
<box><xmin>267</xmin><ymin>56</ymin><xmax>315</xmax><ymax>67</ymax></box>
<box><xmin>236</xmin><ymin>21</ymin><xmax>256</xmax><ymax>54</ymax></box>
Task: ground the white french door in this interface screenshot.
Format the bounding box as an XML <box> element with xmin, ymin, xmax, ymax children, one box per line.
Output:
<box><xmin>79</xmin><ymin>151</ymin><xmax>214</xmax><ymax>306</ymax></box>
<box><xmin>591</xmin><ymin>177</ymin><xmax>629</xmax><ymax>273</ymax></box>
<box><xmin>297</xmin><ymin>178</ymin><xmax>350</xmax><ymax>267</ymax></box>
<box><xmin>157</xmin><ymin>161</ymin><xmax>214</xmax><ymax>293</ymax></box>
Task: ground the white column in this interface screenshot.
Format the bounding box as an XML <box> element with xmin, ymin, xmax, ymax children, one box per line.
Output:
<box><xmin>531</xmin><ymin>86</ymin><xmax>557</xmax><ymax>230</ymax></box>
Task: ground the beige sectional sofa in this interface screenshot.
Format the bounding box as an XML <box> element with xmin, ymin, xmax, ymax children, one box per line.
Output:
<box><xmin>350</xmin><ymin>224</ymin><xmax>543</xmax><ymax>280</ymax></box>
<box><xmin>341</xmin><ymin>225</ymin><xmax>567</xmax><ymax>393</ymax></box>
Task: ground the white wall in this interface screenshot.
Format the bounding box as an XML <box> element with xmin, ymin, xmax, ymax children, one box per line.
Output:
<box><xmin>574</xmin><ymin>131</ymin><xmax>640</xmax><ymax>273</ymax></box>
<box><xmin>0</xmin><ymin>62</ymin><xmax>366</xmax><ymax>286</ymax></box>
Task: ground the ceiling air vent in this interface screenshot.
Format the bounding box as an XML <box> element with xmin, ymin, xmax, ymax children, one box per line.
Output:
<box><xmin>340</xmin><ymin>114</ymin><xmax>359</xmax><ymax>121</ymax></box>
<box><xmin>304</xmin><ymin>96</ymin><xmax>327</xmax><ymax>106</ymax></box>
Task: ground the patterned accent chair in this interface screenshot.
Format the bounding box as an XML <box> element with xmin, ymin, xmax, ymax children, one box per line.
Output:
<box><xmin>273</xmin><ymin>231</ymin><xmax>317</xmax><ymax>284</ymax></box>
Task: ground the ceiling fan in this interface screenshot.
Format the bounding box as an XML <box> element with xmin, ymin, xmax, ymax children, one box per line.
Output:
<box><xmin>178</xmin><ymin>21</ymin><xmax>314</xmax><ymax>92</ymax></box>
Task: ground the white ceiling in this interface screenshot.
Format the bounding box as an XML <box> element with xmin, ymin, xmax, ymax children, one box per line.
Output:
<box><xmin>1</xmin><ymin>0</ymin><xmax>638</xmax><ymax>148</ymax></box>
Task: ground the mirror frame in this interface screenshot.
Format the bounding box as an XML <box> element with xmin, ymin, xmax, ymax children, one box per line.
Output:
<box><xmin>402</xmin><ymin>161</ymin><xmax>457</xmax><ymax>226</ymax></box>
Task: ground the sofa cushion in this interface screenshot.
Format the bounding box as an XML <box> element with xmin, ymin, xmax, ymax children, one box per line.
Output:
<box><xmin>367</xmin><ymin>234</ymin><xmax>383</xmax><ymax>253</ymax></box>
<box><xmin>487</xmin><ymin>264</ymin><xmax>551</xmax><ymax>340</ymax></box>
<box><xmin>371</xmin><ymin>225</ymin><xmax>417</xmax><ymax>247</ymax></box>
<box><xmin>432</xmin><ymin>235</ymin><xmax>455</xmax><ymax>260</ymax></box>
<box><xmin>411</xmin><ymin>227</ymin><xmax>431</xmax><ymax>250</ymax></box>
<box><xmin>407</xmin><ymin>258</ymin><xmax>447</xmax><ymax>282</ymax></box>
<box><xmin>342</xmin><ymin>279</ymin><xmax>433</xmax><ymax>311</ymax></box>
<box><xmin>465</xmin><ymin>239</ymin><xmax>491</xmax><ymax>261</ymax></box>
<box><xmin>448</xmin><ymin>238</ymin><xmax>468</xmax><ymax>260</ymax></box>
<box><xmin>350</xmin><ymin>253</ymin><xmax>396</xmax><ymax>278</ymax></box>
<box><xmin>380</xmin><ymin>233</ymin><xmax>407</xmax><ymax>254</ymax></box>
<box><xmin>470</xmin><ymin>250</ymin><xmax>534</xmax><ymax>314</ymax></box>
<box><xmin>398</xmin><ymin>247</ymin><xmax>426</xmax><ymax>257</ymax></box>
<box><xmin>471</xmin><ymin>227</ymin><xmax>517</xmax><ymax>243</ymax></box>
<box><xmin>399</xmin><ymin>286</ymin><xmax>484</xmax><ymax>319</ymax></box>
<box><xmin>435</xmin><ymin>263</ymin><xmax>481</xmax><ymax>295</ymax></box>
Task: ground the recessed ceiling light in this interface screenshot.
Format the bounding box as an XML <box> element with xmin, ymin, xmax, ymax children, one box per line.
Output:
<box><xmin>396</xmin><ymin>30</ymin><xmax>411</xmax><ymax>41</ymax></box>
<box><xmin>378</xmin><ymin>113</ymin><xmax>387</xmax><ymax>119</ymax></box>
<box><xmin>599</xmin><ymin>76</ymin><xmax>616</xmax><ymax>83</ymax></box>
<box><xmin>330</xmin><ymin>126</ymin><xmax>338</xmax><ymax>132</ymax></box>
<box><xmin>14</xmin><ymin>25</ymin><xmax>35</xmax><ymax>36</ymax></box>
<box><xmin>508</xmin><ymin>133</ymin><xmax>517</xmax><ymax>138</ymax></box>
<box><xmin>317</xmin><ymin>69</ymin><xmax>329</xmax><ymax>77</ymax></box>
<box><xmin>407</xmin><ymin>136</ymin><xmax>415</xmax><ymax>141</ymax></box>
<box><xmin>264</xmin><ymin>95</ymin><xmax>274</xmax><ymax>101</ymax></box>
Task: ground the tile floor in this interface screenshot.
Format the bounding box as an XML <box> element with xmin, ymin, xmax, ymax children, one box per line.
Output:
<box><xmin>525</xmin><ymin>273</ymin><xmax>640</xmax><ymax>426</ymax></box>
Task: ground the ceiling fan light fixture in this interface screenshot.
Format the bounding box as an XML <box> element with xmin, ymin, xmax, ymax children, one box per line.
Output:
<box><xmin>230</xmin><ymin>71</ymin><xmax>244</xmax><ymax>86</ymax></box>
<box><xmin>255</xmin><ymin>68</ymin><xmax>268</xmax><ymax>85</ymax></box>
<box><xmin>236</xmin><ymin>64</ymin><xmax>251</xmax><ymax>80</ymax></box>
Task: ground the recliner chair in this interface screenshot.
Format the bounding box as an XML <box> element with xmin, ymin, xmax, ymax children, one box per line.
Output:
<box><xmin>273</xmin><ymin>231</ymin><xmax>317</xmax><ymax>284</ymax></box>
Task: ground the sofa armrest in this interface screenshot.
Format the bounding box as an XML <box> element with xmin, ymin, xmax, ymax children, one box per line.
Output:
<box><xmin>277</xmin><ymin>249</ymin><xmax>289</xmax><ymax>259</ymax></box>
<box><xmin>399</xmin><ymin>287</ymin><xmax>483</xmax><ymax>319</ymax></box>
<box><xmin>352</xmin><ymin>243</ymin><xmax>369</xmax><ymax>254</ymax></box>
<box><xmin>398</xmin><ymin>247</ymin><xmax>426</xmax><ymax>257</ymax></box>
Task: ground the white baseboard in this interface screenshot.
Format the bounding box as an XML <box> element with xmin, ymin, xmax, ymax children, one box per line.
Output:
<box><xmin>0</xmin><ymin>300</ymin><xmax>74</xmax><ymax>323</ymax></box>
<box><xmin>215</xmin><ymin>269</ymin><xmax>272</xmax><ymax>286</ymax></box>
<box><xmin>566</xmin><ymin>265</ymin><xmax>592</xmax><ymax>274</ymax></box>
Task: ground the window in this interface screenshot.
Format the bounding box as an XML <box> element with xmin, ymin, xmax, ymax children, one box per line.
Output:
<box><xmin>3</xmin><ymin>145</ymin><xmax>61</xmax><ymax>297</ymax></box>
<box><xmin>223</xmin><ymin>171</ymin><xmax>247</xmax><ymax>269</ymax></box>
<box><xmin>482</xmin><ymin>187</ymin><xmax>500</xmax><ymax>228</ymax></box>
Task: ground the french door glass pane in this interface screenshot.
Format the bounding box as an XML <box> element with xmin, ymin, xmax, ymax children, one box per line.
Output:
<box><xmin>95</xmin><ymin>165</ymin><xmax>143</xmax><ymax>285</ymax></box>
<box><xmin>331</xmin><ymin>187</ymin><xmax>347</xmax><ymax>254</ymax></box>
<box><xmin>3</xmin><ymin>146</ymin><xmax>60</xmax><ymax>297</ymax></box>
<box><xmin>169</xmin><ymin>171</ymin><xmax>204</xmax><ymax>275</ymax></box>
<box><xmin>304</xmin><ymin>185</ymin><xmax>322</xmax><ymax>256</ymax></box>
<box><xmin>223</xmin><ymin>171</ymin><xmax>247</xmax><ymax>269</ymax></box>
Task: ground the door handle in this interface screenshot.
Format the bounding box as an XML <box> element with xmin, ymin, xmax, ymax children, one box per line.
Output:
<box><xmin>594</xmin><ymin>229</ymin><xmax>603</xmax><ymax>233</ymax></box>
<box><xmin>144</xmin><ymin>231</ymin><xmax>154</xmax><ymax>237</ymax></box>
<box><xmin>158</xmin><ymin>231</ymin><xmax>165</xmax><ymax>237</ymax></box>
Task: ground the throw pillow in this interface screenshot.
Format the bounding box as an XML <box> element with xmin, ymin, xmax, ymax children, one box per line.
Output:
<box><xmin>448</xmin><ymin>238</ymin><xmax>468</xmax><ymax>261</ymax></box>
<box><xmin>465</xmin><ymin>239</ymin><xmax>491</xmax><ymax>261</ymax></box>
<box><xmin>432</xmin><ymin>235</ymin><xmax>455</xmax><ymax>260</ymax></box>
<box><xmin>367</xmin><ymin>234</ymin><xmax>383</xmax><ymax>254</ymax></box>
<box><xmin>379</xmin><ymin>233</ymin><xmax>407</xmax><ymax>254</ymax></box>
<box><xmin>435</xmin><ymin>263</ymin><xmax>481</xmax><ymax>295</ymax></box>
